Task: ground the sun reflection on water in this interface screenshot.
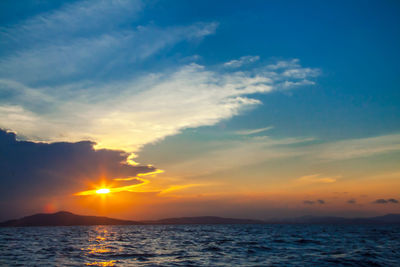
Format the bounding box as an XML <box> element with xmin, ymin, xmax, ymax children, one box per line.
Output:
<box><xmin>84</xmin><ymin>226</ymin><xmax>117</xmax><ymax>266</ymax></box>
<box><xmin>85</xmin><ymin>261</ymin><xmax>116</xmax><ymax>266</ymax></box>
<box><xmin>96</xmin><ymin>236</ymin><xmax>106</xmax><ymax>241</ymax></box>
<box><xmin>87</xmin><ymin>246</ymin><xmax>111</xmax><ymax>254</ymax></box>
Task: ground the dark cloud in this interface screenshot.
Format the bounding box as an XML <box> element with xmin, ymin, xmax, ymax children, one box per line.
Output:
<box><xmin>0</xmin><ymin>129</ymin><xmax>155</xmax><ymax>220</ymax></box>
<box><xmin>303</xmin><ymin>199</ymin><xmax>325</xmax><ymax>205</ymax></box>
<box><xmin>347</xmin><ymin>199</ymin><xmax>356</xmax><ymax>204</ymax></box>
<box><xmin>372</xmin><ymin>198</ymin><xmax>399</xmax><ymax>204</ymax></box>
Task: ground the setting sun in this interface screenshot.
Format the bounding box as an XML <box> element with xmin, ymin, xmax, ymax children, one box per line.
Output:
<box><xmin>96</xmin><ymin>188</ymin><xmax>110</xmax><ymax>194</ymax></box>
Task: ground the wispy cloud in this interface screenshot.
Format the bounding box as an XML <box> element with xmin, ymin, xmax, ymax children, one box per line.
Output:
<box><xmin>0</xmin><ymin>60</ymin><xmax>319</xmax><ymax>152</ymax></box>
<box><xmin>347</xmin><ymin>199</ymin><xmax>357</xmax><ymax>204</ymax></box>
<box><xmin>0</xmin><ymin>0</ymin><xmax>143</xmax><ymax>43</ymax></box>
<box><xmin>0</xmin><ymin>0</ymin><xmax>217</xmax><ymax>86</ymax></box>
<box><xmin>316</xmin><ymin>134</ymin><xmax>400</xmax><ymax>160</ymax></box>
<box><xmin>372</xmin><ymin>198</ymin><xmax>399</xmax><ymax>204</ymax></box>
<box><xmin>158</xmin><ymin>184</ymin><xmax>206</xmax><ymax>196</ymax></box>
<box><xmin>266</xmin><ymin>59</ymin><xmax>301</xmax><ymax>70</ymax></box>
<box><xmin>303</xmin><ymin>199</ymin><xmax>325</xmax><ymax>205</ymax></box>
<box><xmin>235</xmin><ymin>126</ymin><xmax>273</xmax><ymax>135</ymax></box>
<box><xmin>159</xmin><ymin>135</ymin><xmax>315</xmax><ymax>177</ymax></box>
<box><xmin>0</xmin><ymin>23</ymin><xmax>218</xmax><ymax>85</ymax></box>
<box><xmin>0</xmin><ymin>0</ymin><xmax>318</xmax><ymax>153</ymax></box>
<box><xmin>296</xmin><ymin>174</ymin><xmax>340</xmax><ymax>184</ymax></box>
<box><xmin>223</xmin><ymin>55</ymin><xmax>260</xmax><ymax>68</ymax></box>
<box><xmin>140</xmin><ymin>130</ymin><xmax>400</xmax><ymax>183</ymax></box>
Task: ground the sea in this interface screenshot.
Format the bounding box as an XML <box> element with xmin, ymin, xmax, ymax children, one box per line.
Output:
<box><xmin>1</xmin><ymin>224</ymin><xmax>399</xmax><ymax>266</ymax></box>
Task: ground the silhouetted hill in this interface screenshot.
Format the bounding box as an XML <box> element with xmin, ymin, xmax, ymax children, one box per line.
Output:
<box><xmin>0</xmin><ymin>211</ymin><xmax>142</xmax><ymax>227</ymax></box>
<box><xmin>271</xmin><ymin>214</ymin><xmax>400</xmax><ymax>224</ymax></box>
<box><xmin>368</xmin><ymin>213</ymin><xmax>400</xmax><ymax>223</ymax></box>
<box><xmin>1</xmin><ymin>212</ymin><xmax>400</xmax><ymax>227</ymax></box>
<box><xmin>142</xmin><ymin>216</ymin><xmax>265</xmax><ymax>225</ymax></box>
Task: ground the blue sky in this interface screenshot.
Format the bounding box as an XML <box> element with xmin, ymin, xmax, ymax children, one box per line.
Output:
<box><xmin>1</xmin><ymin>0</ymin><xmax>399</xmax><ymax>143</ymax></box>
<box><xmin>154</xmin><ymin>0</ymin><xmax>400</xmax><ymax>140</ymax></box>
<box><xmin>0</xmin><ymin>0</ymin><xmax>399</xmax><ymax>219</ymax></box>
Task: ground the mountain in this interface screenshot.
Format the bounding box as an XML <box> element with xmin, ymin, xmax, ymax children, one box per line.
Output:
<box><xmin>142</xmin><ymin>216</ymin><xmax>265</xmax><ymax>225</ymax></box>
<box><xmin>1</xmin><ymin>212</ymin><xmax>400</xmax><ymax>227</ymax></box>
<box><xmin>0</xmin><ymin>213</ymin><xmax>265</xmax><ymax>227</ymax></box>
<box><xmin>271</xmin><ymin>214</ymin><xmax>400</xmax><ymax>224</ymax></box>
<box><xmin>0</xmin><ymin>211</ymin><xmax>143</xmax><ymax>227</ymax></box>
<box><xmin>368</xmin><ymin>213</ymin><xmax>400</xmax><ymax>223</ymax></box>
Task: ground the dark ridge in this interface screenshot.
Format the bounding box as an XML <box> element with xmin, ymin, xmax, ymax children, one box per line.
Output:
<box><xmin>1</xmin><ymin>212</ymin><xmax>400</xmax><ymax>227</ymax></box>
<box><xmin>0</xmin><ymin>211</ymin><xmax>143</xmax><ymax>227</ymax></box>
<box><xmin>142</xmin><ymin>216</ymin><xmax>265</xmax><ymax>225</ymax></box>
<box><xmin>268</xmin><ymin>214</ymin><xmax>400</xmax><ymax>224</ymax></box>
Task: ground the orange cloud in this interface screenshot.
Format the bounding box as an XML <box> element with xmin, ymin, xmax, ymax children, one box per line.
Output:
<box><xmin>74</xmin><ymin>177</ymin><xmax>150</xmax><ymax>196</ymax></box>
<box><xmin>158</xmin><ymin>184</ymin><xmax>205</xmax><ymax>196</ymax></box>
<box><xmin>296</xmin><ymin>174</ymin><xmax>340</xmax><ymax>184</ymax></box>
<box><xmin>113</xmin><ymin>169</ymin><xmax>164</xmax><ymax>181</ymax></box>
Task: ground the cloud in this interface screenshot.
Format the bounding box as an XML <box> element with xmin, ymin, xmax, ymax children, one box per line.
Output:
<box><xmin>347</xmin><ymin>199</ymin><xmax>357</xmax><ymax>204</ymax></box>
<box><xmin>0</xmin><ymin>129</ymin><xmax>155</xmax><ymax>219</ymax></box>
<box><xmin>0</xmin><ymin>0</ymin><xmax>319</xmax><ymax>153</ymax></box>
<box><xmin>75</xmin><ymin>177</ymin><xmax>150</xmax><ymax>196</ymax></box>
<box><xmin>138</xmin><ymin>129</ymin><xmax>400</xmax><ymax>183</ymax></box>
<box><xmin>235</xmin><ymin>126</ymin><xmax>273</xmax><ymax>135</ymax></box>
<box><xmin>158</xmin><ymin>184</ymin><xmax>207</xmax><ymax>196</ymax></box>
<box><xmin>303</xmin><ymin>199</ymin><xmax>325</xmax><ymax>205</ymax></box>
<box><xmin>0</xmin><ymin>0</ymin><xmax>217</xmax><ymax>86</ymax></box>
<box><xmin>0</xmin><ymin>23</ymin><xmax>218</xmax><ymax>85</ymax></box>
<box><xmin>372</xmin><ymin>198</ymin><xmax>399</xmax><ymax>204</ymax></box>
<box><xmin>160</xmin><ymin>134</ymin><xmax>314</xmax><ymax>178</ymax></box>
<box><xmin>266</xmin><ymin>59</ymin><xmax>301</xmax><ymax>70</ymax></box>
<box><xmin>0</xmin><ymin>59</ymin><xmax>319</xmax><ymax>152</ymax></box>
<box><xmin>296</xmin><ymin>174</ymin><xmax>340</xmax><ymax>184</ymax></box>
<box><xmin>316</xmin><ymin>134</ymin><xmax>400</xmax><ymax>161</ymax></box>
<box><xmin>282</xmin><ymin>68</ymin><xmax>320</xmax><ymax>79</ymax></box>
<box><xmin>223</xmin><ymin>56</ymin><xmax>260</xmax><ymax>68</ymax></box>
<box><xmin>171</xmin><ymin>133</ymin><xmax>400</xmax><ymax>178</ymax></box>
<box><xmin>0</xmin><ymin>0</ymin><xmax>143</xmax><ymax>40</ymax></box>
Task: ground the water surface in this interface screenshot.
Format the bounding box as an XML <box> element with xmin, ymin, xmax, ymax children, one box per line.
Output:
<box><xmin>1</xmin><ymin>224</ymin><xmax>399</xmax><ymax>266</ymax></box>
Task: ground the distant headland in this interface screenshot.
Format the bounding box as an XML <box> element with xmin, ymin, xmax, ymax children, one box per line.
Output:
<box><xmin>1</xmin><ymin>211</ymin><xmax>400</xmax><ymax>227</ymax></box>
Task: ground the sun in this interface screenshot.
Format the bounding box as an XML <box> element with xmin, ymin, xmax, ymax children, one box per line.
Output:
<box><xmin>96</xmin><ymin>188</ymin><xmax>110</xmax><ymax>194</ymax></box>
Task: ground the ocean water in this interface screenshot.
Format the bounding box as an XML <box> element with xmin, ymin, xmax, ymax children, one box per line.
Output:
<box><xmin>1</xmin><ymin>224</ymin><xmax>399</xmax><ymax>266</ymax></box>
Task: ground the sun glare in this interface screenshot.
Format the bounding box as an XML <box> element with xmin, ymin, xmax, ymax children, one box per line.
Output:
<box><xmin>96</xmin><ymin>188</ymin><xmax>110</xmax><ymax>194</ymax></box>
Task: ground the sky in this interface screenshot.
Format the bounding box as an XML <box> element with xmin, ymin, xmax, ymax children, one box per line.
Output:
<box><xmin>0</xmin><ymin>0</ymin><xmax>399</xmax><ymax>221</ymax></box>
